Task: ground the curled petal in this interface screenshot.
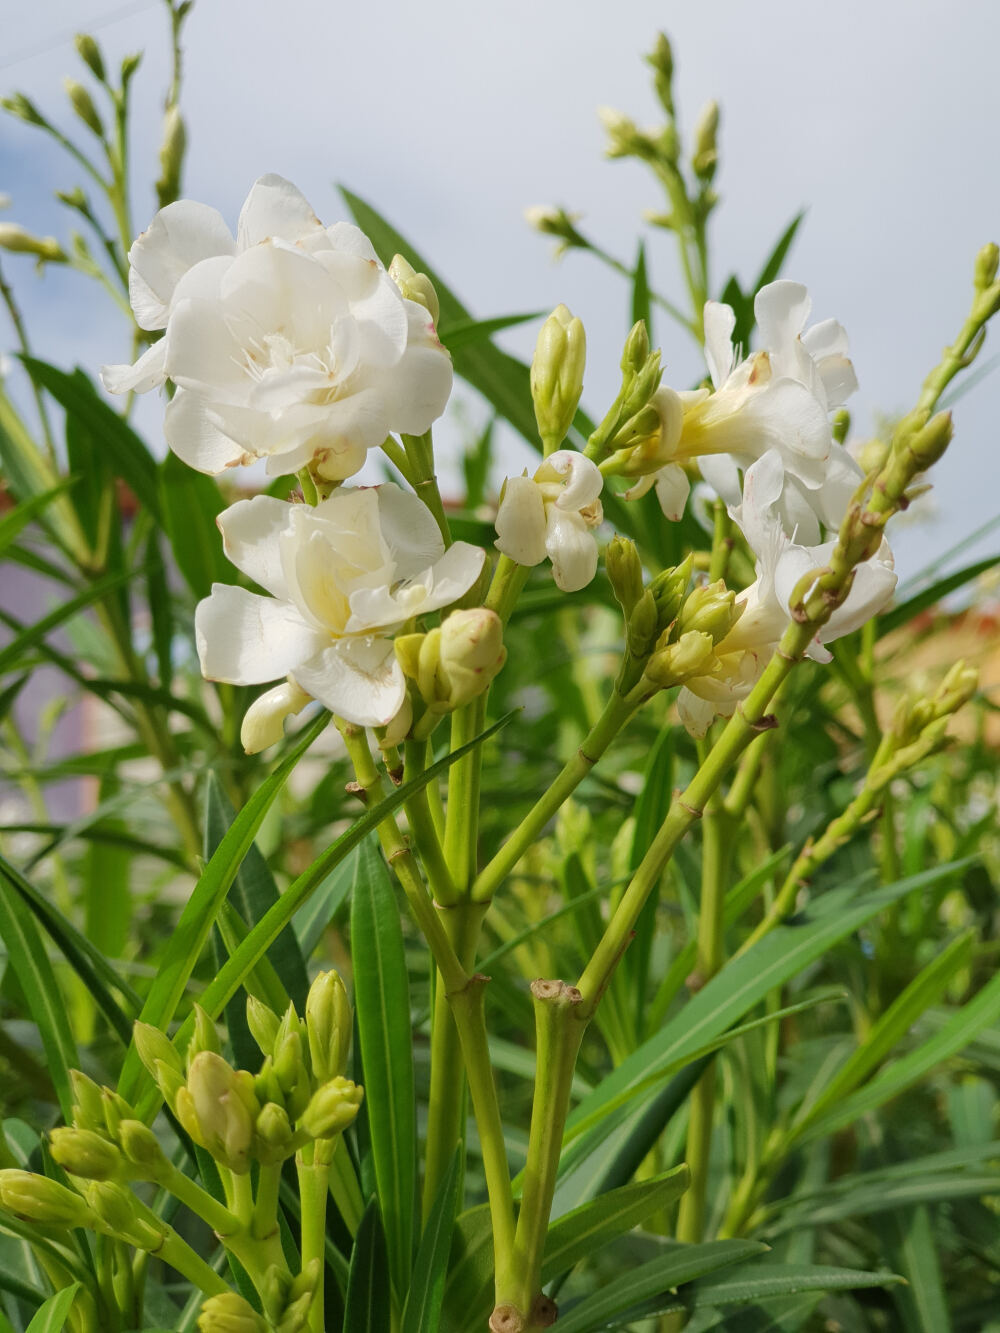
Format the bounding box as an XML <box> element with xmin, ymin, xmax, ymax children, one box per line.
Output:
<box><xmin>240</xmin><ymin>680</ymin><xmax>313</xmax><ymax>754</ymax></box>
<box><xmin>544</xmin><ymin>508</ymin><xmax>598</xmax><ymax>592</ymax></box>
<box><xmin>654</xmin><ymin>463</ymin><xmax>691</xmax><ymax>521</ymax></box>
<box><xmin>195</xmin><ymin>585</ymin><xmax>326</xmax><ymax>685</ymax></box>
<box><xmin>538</xmin><ymin>450</ymin><xmax>604</xmax><ymax>510</ymax></box>
<box><xmin>375</xmin><ymin>483</ymin><xmax>445</xmax><ymax>577</ymax></box>
<box><xmin>100</xmin><ymin>338</ymin><xmax>167</xmax><ymax>395</ymax></box>
<box><xmin>495</xmin><ymin>475</ymin><xmax>547</xmax><ymax>567</ymax></box>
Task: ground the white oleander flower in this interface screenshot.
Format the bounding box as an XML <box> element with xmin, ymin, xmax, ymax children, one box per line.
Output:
<box><xmin>676</xmin><ymin>449</ymin><xmax>896</xmax><ymax>735</ymax></box>
<box><xmin>102</xmin><ymin>175</ymin><xmax>453</xmax><ymax>481</ymax></box>
<box><xmin>494</xmin><ymin>450</ymin><xmax>603</xmax><ymax>592</ymax></box>
<box><xmin>628</xmin><ymin>281</ymin><xmax>860</xmax><ymax>539</ymax></box>
<box><xmin>196</xmin><ymin>485</ymin><xmax>484</xmax><ymax>728</ymax></box>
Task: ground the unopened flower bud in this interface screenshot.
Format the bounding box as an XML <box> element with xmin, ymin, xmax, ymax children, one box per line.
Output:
<box><xmin>906</xmin><ymin>411</ymin><xmax>953</xmax><ymax>470</ymax></box>
<box><xmin>189</xmin><ymin>1004</ymin><xmax>222</xmax><ymax>1065</ymax></box>
<box><xmin>691</xmin><ymin>100</ymin><xmax>720</xmax><ymax>179</ymax></box>
<box><xmin>621</xmin><ymin>321</ymin><xmax>650</xmax><ymax>375</ymax></box>
<box><xmin>974</xmin><ymin>242</ymin><xmax>999</xmax><ymax>291</ymax></box>
<box><xmin>627</xmin><ymin>589</ymin><xmax>659</xmax><ymax>659</ymax></box>
<box><xmin>0</xmin><ymin>224</ymin><xmax>67</xmax><ymax>263</ymax></box>
<box><xmin>246</xmin><ymin>996</ymin><xmax>281</xmax><ymax>1058</ymax></box>
<box><xmin>605</xmin><ymin>537</ymin><xmax>645</xmax><ymax>618</ymax></box>
<box><xmin>49</xmin><ymin>1127</ymin><xmax>122</xmax><ymax>1181</ymax></box>
<box><xmin>198</xmin><ymin>1292</ymin><xmax>269</xmax><ymax>1333</ymax></box>
<box><xmin>70</xmin><ymin>1070</ymin><xmax>105</xmax><ymax>1130</ymax></box>
<box><xmin>646</xmin><ymin>32</ymin><xmax>674</xmax><ymax>113</ymax></box>
<box><xmin>645</xmin><ymin>631</ymin><xmax>718</xmax><ymax>687</ymax></box>
<box><xmin>381</xmin><ymin>692</ymin><xmax>413</xmax><ymax>746</ymax></box>
<box><xmin>63</xmin><ymin>79</ymin><xmax>103</xmax><ymax>136</ymax></box>
<box><xmin>277</xmin><ymin>1290</ymin><xmax>314</xmax><ymax>1333</ymax></box>
<box><xmin>118</xmin><ymin>1120</ymin><xmax>167</xmax><ymax>1175</ymax></box>
<box><xmin>101</xmin><ymin>1088</ymin><xmax>135</xmax><ymax>1139</ymax></box>
<box><xmin>254</xmin><ymin>1102</ymin><xmax>295</xmax><ymax>1163</ymax></box>
<box><xmin>388</xmin><ymin>254</ymin><xmax>441</xmax><ymax>328</ymax></box>
<box><xmin>74</xmin><ymin>33</ymin><xmax>106</xmax><ymax>81</ymax></box>
<box><xmin>288</xmin><ymin>1257</ymin><xmax>323</xmax><ymax>1302</ymax></box>
<box><xmin>299</xmin><ymin>1077</ymin><xmax>364</xmax><ymax>1139</ymax></box>
<box><xmin>0</xmin><ymin>1169</ymin><xmax>94</xmax><ymax>1227</ymax></box>
<box><xmin>531</xmin><ymin>304</ymin><xmax>586</xmax><ymax>451</ymax></box>
<box><xmin>832</xmin><ymin>408</ymin><xmax>850</xmax><ymax>445</ymax></box>
<box><xmin>154</xmin><ymin>1060</ymin><xmax>185</xmax><ymax>1112</ymax></box>
<box><xmin>649</xmin><ymin>554</ymin><xmax>694</xmax><ymax>629</ymax></box>
<box><xmin>187</xmin><ymin>1052</ymin><xmax>257</xmax><ymax>1173</ymax></box>
<box><xmin>439</xmin><ymin>608</ymin><xmax>507</xmax><ymax>707</ymax></box>
<box><xmin>156</xmin><ymin>105</ymin><xmax>187</xmax><ymax>209</ymax></box>
<box><xmin>677</xmin><ymin>580</ymin><xmax>740</xmax><ymax>644</ymax></box>
<box><xmin>1</xmin><ymin>94</ymin><xmax>47</xmax><ymax>127</ymax></box>
<box><xmin>523</xmin><ymin>205</ymin><xmax>587</xmax><ymax>254</ymax></box>
<box><xmin>940</xmin><ymin>660</ymin><xmax>979</xmax><ymax>707</ymax></box>
<box><xmin>272</xmin><ymin>1027</ymin><xmax>306</xmax><ymax>1094</ymax></box>
<box><xmin>853</xmin><ymin>436</ymin><xmax>889</xmax><ymax>476</ymax></box>
<box><xmin>599</xmin><ymin>106</ymin><xmax>645</xmax><ymax>159</ymax></box>
<box><xmin>241</xmin><ymin>678</ymin><xmax>312</xmax><ymax>754</ymax></box>
<box><xmin>133</xmin><ymin>1021</ymin><xmax>182</xmax><ymax>1081</ymax></box>
<box><xmin>306</xmin><ymin>970</ymin><xmax>351</xmax><ymax>1084</ymax></box>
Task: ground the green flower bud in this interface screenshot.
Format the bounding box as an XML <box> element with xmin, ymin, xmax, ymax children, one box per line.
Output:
<box><xmin>306</xmin><ymin>970</ymin><xmax>351</xmax><ymax>1084</ymax></box>
<box><xmin>272</xmin><ymin>1029</ymin><xmax>306</xmax><ymax>1095</ymax></box>
<box><xmin>156</xmin><ymin>105</ymin><xmax>187</xmax><ymax>209</ymax></box>
<box><xmin>531</xmin><ymin>304</ymin><xmax>587</xmax><ymax>451</ymax></box>
<box><xmin>299</xmin><ymin>1077</ymin><xmax>364</xmax><ymax>1140</ymax></box>
<box><xmin>63</xmin><ymin>79</ymin><xmax>103</xmax><ymax>137</ymax></box>
<box><xmin>70</xmin><ymin>1070</ymin><xmax>105</xmax><ymax>1131</ymax></box>
<box><xmin>439</xmin><ymin>609</ymin><xmax>507</xmax><ymax>708</ymax></box>
<box><xmin>646</xmin><ymin>32</ymin><xmax>674</xmax><ymax>114</ymax></box>
<box><xmin>832</xmin><ymin>408</ymin><xmax>850</xmax><ymax>445</ymax></box>
<box><xmin>119</xmin><ymin>52</ymin><xmax>142</xmax><ymax>85</ymax></box>
<box><xmin>133</xmin><ymin>1022</ymin><xmax>182</xmax><ymax>1082</ymax></box>
<box><xmin>677</xmin><ymin>579</ymin><xmax>741</xmax><ymax>644</ymax></box>
<box><xmin>605</xmin><ymin>536</ymin><xmax>645</xmax><ymax>618</ymax></box>
<box><xmin>906</xmin><ymin>410</ymin><xmax>953</xmax><ymax>470</ymax></box>
<box><xmin>523</xmin><ymin>205</ymin><xmax>588</xmax><ymax>255</ymax></box>
<box><xmin>974</xmin><ymin>242</ymin><xmax>999</xmax><ymax>291</ymax></box>
<box><xmin>254</xmin><ymin>1056</ymin><xmax>285</xmax><ymax>1109</ymax></box>
<box><xmin>626</xmin><ymin>588</ymin><xmax>659</xmax><ymax>659</ymax></box>
<box><xmin>621</xmin><ymin>321</ymin><xmax>650</xmax><ymax>375</ymax></box>
<box><xmin>254</xmin><ymin>1102</ymin><xmax>295</xmax><ymax>1164</ymax></box>
<box><xmin>691</xmin><ymin>100</ymin><xmax>720</xmax><ymax>180</ymax></box>
<box><xmin>246</xmin><ymin>996</ymin><xmax>281</xmax><ymax>1059</ymax></box>
<box><xmin>649</xmin><ymin>554</ymin><xmax>694</xmax><ymax>630</ymax></box>
<box><xmin>599</xmin><ymin>106</ymin><xmax>649</xmax><ymax>159</ymax></box>
<box><xmin>155</xmin><ymin>1059</ymin><xmax>186</xmax><ymax>1113</ymax></box>
<box><xmin>277</xmin><ymin>1290</ymin><xmax>314</xmax><ymax>1333</ymax></box>
<box><xmin>189</xmin><ymin>1004</ymin><xmax>222</xmax><ymax>1066</ymax></box>
<box><xmin>1</xmin><ymin>94</ymin><xmax>48</xmax><ymax>127</ymax></box>
<box><xmin>622</xmin><ymin>352</ymin><xmax>663</xmax><ymax>419</ymax></box>
<box><xmin>0</xmin><ymin>1169</ymin><xmax>94</xmax><ymax>1227</ymax></box>
<box><xmin>855</xmin><ymin>436</ymin><xmax>889</xmax><ymax>476</ymax></box>
<box><xmin>288</xmin><ymin>1257</ymin><xmax>322</xmax><ymax>1301</ymax></box>
<box><xmin>85</xmin><ymin>1181</ymin><xmax>162</xmax><ymax>1247</ymax></box>
<box><xmin>118</xmin><ymin>1120</ymin><xmax>167</xmax><ymax>1176</ymax></box>
<box><xmin>388</xmin><ymin>254</ymin><xmax>441</xmax><ymax>328</ymax></box>
<box><xmin>0</xmin><ymin>224</ymin><xmax>67</xmax><ymax>263</ymax></box>
<box><xmin>645</xmin><ymin>631</ymin><xmax>718</xmax><ymax>687</ymax></box>
<box><xmin>101</xmin><ymin>1088</ymin><xmax>135</xmax><ymax>1140</ymax></box>
<box><xmin>74</xmin><ymin>33</ymin><xmax>106</xmax><ymax>81</ymax></box>
<box><xmin>49</xmin><ymin>1127</ymin><xmax>122</xmax><ymax>1181</ymax></box>
<box><xmin>198</xmin><ymin>1292</ymin><xmax>269</xmax><ymax>1333</ymax></box>
<box><xmin>187</xmin><ymin>1052</ymin><xmax>257</xmax><ymax>1174</ymax></box>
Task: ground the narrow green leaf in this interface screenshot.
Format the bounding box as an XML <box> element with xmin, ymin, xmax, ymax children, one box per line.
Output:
<box><xmin>631</xmin><ymin>240</ymin><xmax>652</xmax><ymax>339</ymax></box>
<box><xmin>0</xmin><ymin>389</ymin><xmax>89</xmax><ymax>561</ymax></box>
<box><xmin>293</xmin><ymin>846</ymin><xmax>356</xmax><ymax>956</ymax></box>
<box><xmin>0</xmin><ymin>565</ymin><xmax>140</xmax><ymax>678</ymax></box>
<box><xmin>402</xmin><ymin>1151</ymin><xmax>460</xmax><ymax>1333</ymax></box>
<box><xmin>0</xmin><ymin>483</ymin><xmax>74</xmax><ymax>557</ymax></box>
<box><xmin>21</xmin><ymin>358</ymin><xmax>162</xmax><ymax>519</ymax></box>
<box><xmin>0</xmin><ymin>874</ymin><xmax>79</xmax><ymax>1116</ymax></box>
<box><xmin>160</xmin><ymin>452</ymin><xmax>228</xmax><ymax>598</ymax></box>
<box><xmin>887</xmin><ymin>1203</ymin><xmax>952</xmax><ymax>1333</ymax></box>
<box><xmin>552</xmin><ymin>1240</ymin><xmax>767</xmax><ymax>1333</ymax></box>
<box><xmin>878</xmin><ymin>554</ymin><xmax>1000</xmax><ymax>634</ymax></box>
<box><xmin>117</xmin><ymin>711</ymin><xmax>331</xmax><ymax>1103</ymax></box>
<box><xmin>440</xmin><ymin>312</ymin><xmax>542</xmax><ymax>352</ymax></box>
<box><xmin>685</xmin><ymin>1261</ymin><xmax>902</xmax><ymax>1311</ymax></box>
<box><xmin>25</xmin><ymin>1282</ymin><xmax>81</xmax><ymax>1333</ymax></box>
<box><xmin>343</xmin><ymin>1201</ymin><xmax>392</xmax><ymax>1333</ymax></box>
<box><xmin>754</xmin><ymin>212</ymin><xmax>806</xmax><ymax>293</ymax></box>
<box><xmin>352</xmin><ymin>836</ymin><xmax>416</xmax><ymax>1297</ymax></box>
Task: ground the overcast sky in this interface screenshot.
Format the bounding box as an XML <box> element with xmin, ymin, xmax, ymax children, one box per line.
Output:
<box><xmin>2</xmin><ymin>0</ymin><xmax>999</xmax><ymax>581</ymax></box>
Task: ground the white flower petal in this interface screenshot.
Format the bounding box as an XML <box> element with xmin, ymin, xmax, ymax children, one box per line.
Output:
<box><xmin>217</xmin><ymin>496</ymin><xmax>293</xmax><ymax>598</ymax></box>
<box><xmin>539</xmin><ymin>450</ymin><xmax>604</xmax><ymax>510</ymax></box>
<box><xmin>815</xmin><ymin>354</ymin><xmax>859</xmax><ymax>409</ymax></box>
<box><xmin>822</xmin><ymin>541</ymin><xmax>896</xmax><ymax>640</ymax></box>
<box><xmin>195</xmin><ymin>585</ymin><xmax>326</xmax><ymax>684</ymax></box>
<box><xmin>237</xmin><ymin>174</ymin><xmax>323</xmax><ymax>250</ymax></box>
<box><xmin>755</xmin><ymin>280</ymin><xmax>811</xmax><ymax>353</ymax></box>
<box><xmin>703</xmin><ymin>300</ymin><xmax>737</xmax><ymax>389</ymax></box>
<box><xmin>128</xmin><ymin>200</ymin><xmax>235</xmax><ymax>330</ymax></box>
<box><xmin>375</xmin><ymin>483</ymin><xmax>445</xmax><ymax>578</ymax></box>
<box><xmin>544</xmin><ymin>508</ymin><xmax>598</xmax><ymax>592</ymax></box>
<box><xmin>698</xmin><ymin>453</ymin><xmax>743</xmax><ymax>507</ymax></box>
<box><xmin>677</xmin><ymin>687</ymin><xmax>726</xmax><ymax>737</ymax></box>
<box><xmin>495</xmin><ymin>475</ymin><xmax>547</xmax><ymax>566</ymax></box>
<box><xmin>100</xmin><ymin>338</ymin><xmax>167</xmax><ymax>395</ymax></box>
<box><xmin>292</xmin><ymin>637</ymin><xmax>405</xmax><ymax>727</ymax></box>
<box><xmin>654</xmin><ymin>463</ymin><xmax>691</xmax><ymax>521</ymax></box>
<box><xmin>801</xmin><ymin>318</ymin><xmax>849</xmax><ymax>361</ymax></box>
<box><xmin>164</xmin><ymin>389</ymin><xmax>246</xmax><ymax>474</ymax></box>
<box><xmin>240</xmin><ymin>680</ymin><xmax>313</xmax><ymax>753</ymax></box>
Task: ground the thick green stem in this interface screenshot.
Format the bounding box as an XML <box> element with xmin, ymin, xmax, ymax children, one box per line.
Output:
<box><xmin>443</xmin><ymin>700</ymin><xmax>485</xmax><ymax>894</ymax></box>
<box><xmin>500</xmin><ymin>982</ymin><xmax>586</xmax><ymax>1328</ymax></box>
<box><xmin>401</xmin><ymin>431</ymin><xmax>451</xmax><ymax>544</ymax></box>
<box><xmin>155</xmin><ymin>1228</ymin><xmax>231</xmax><ymax>1299</ymax></box>
<box><xmin>159</xmin><ymin>1161</ymin><xmax>240</xmax><ymax>1236</ymax></box>
<box><xmin>472</xmin><ymin>686</ymin><xmax>640</xmax><ymax>904</ymax></box>
<box><xmin>251</xmin><ymin>1163</ymin><xmax>283</xmax><ymax>1242</ymax></box>
<box><xmin>297</xmin><ymin>1148</ymin><xmax>330</xmax><ymax>1333</ymax></box>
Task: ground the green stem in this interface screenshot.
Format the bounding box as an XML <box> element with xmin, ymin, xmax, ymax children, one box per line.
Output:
<box><xmin>472</xmin><ymin>686</ymin><xmax>640</xmax><ymax>903</ymax></box>
<box><xmin>404</xmin><ymin>737</ymin><xmax>457</xmax><ymax>905</ymax></box>
<box><xmin>159</xmin><ymin>1162</ymin><xmax>240</xmax><ymax>1236</ymax></box>
<box><xmin>443</xmin><ymin>700</ymin><xmax>485</xmax><ymax>895</ymax></box>
<box><xmin>327</xmin><ymin>1138</ymin><xmax>365</xmax><ymax>1236</ymax></box>
<box><xmin>401</xmin><ymin>431</ymin><xmax>451</xmax><ymax>544</ymax></box>
<box><xmin>501</xmin><ymin>982</ymin><xmax>586</xmax><ymax>1327</ymax></box>
<box><xmin>155</xmin><ymin>1228</ymin><xmax>231</xmax><ymax>1299</ymax></box>
<box><xmin>297</xmin><ymin>1149</ymin><xmax>330</xmax><ymax>1333</ymax></box>
<box><xmin>251</xmin><ymin>1163</ymin><xmax>283</xmax><ymax>1242</ymax></box>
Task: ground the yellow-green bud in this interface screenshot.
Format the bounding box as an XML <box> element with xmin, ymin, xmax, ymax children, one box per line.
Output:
<box><xmin>650</xmin><ymin>554</ymin><xmax>694</xmax><ymax>629</ymax></box>
<box><xmin>156</xmin><ymin>105</ymin><xmax>187</xmax><ymax>209</ymax></box>
<box><xmin>85</xmin><ymin>1181</ymin><xmax>162</xmax><ymax>1247</ymax></box>
<box><xmin>198</xmin><ymin>1292</ymin><xmax>269</xmax><ymax>1333</ymax></box>
<box><xmin>388</xmin><ymin>254</ymin><xmax>441</xmax><ymax>328</ymax></box>
<box><xmin>74</xmin><ymin>33</ymin><xmax>106</xmax><ymax>81</ymax></box>
<box><xmin>611</xmin><ymin>403</ymin><xmax>662</xmax><ymax>455</ymax></box>
<box><xmin>306</xmin><ymin>970</ymin><xmax>352</xmax><ymax>1083</ymax></box>
<box><xmin>645</xmin><ymin>631</ymin><xmax>718</xmax><ymax>687</ymax></box>
<box><xmin>63</xmin><ymin>79</ymin><xmax>103</xmax><ymax>137</ymax></box>
<box><xmin>621</xmin><ymin>320</ymin><xmax>649</xmax><ymax>375</ymax></box>
<box><xmin>133</xmin><ymin>1022</ymin><xmax>182</xmax><ymax>1081</ymax></box>
<box><xmin>974</xmin><ymin>242</ymin><xmax>999</xmax><ymax>291</ymax></box>
<box><xmin>255</xmin><ymin>1102</ymin><xmax>295</xmax><ymax>1164</ymax></box>
<box><xmin>627</xmin><ymin>589</ymin><xmax>659</xmax><ymax>659</ymax></box>
<box><xmin>832</xmin><ymin>408</ymin><xmax>850</xmax><ymax>445</ymax></box>
<box><xmin>1</xmin><ymin>94</ymin><xmax>47</xmax><ymax>127</ymax></box>
<box><xmin>855</xmin><ymin>436</ymin><xmax>889</xmax><ymax>476</ymax></box>
<box><xmin>272</xmin><ymin>1028</ymin><xmax>306</xmax><ymax>1093</ymax></box>
<box><xmin>646</xmin><ymin>32</ymin><xmax>674</xmax><ymax>113</ymax></box>
<box><xmin>531</xmin><ymin>304</ymin><xmax>586</xmax><ymax>451</ymax></box>
<box><xmin>299</xmin><ymin>1077</ymin><xmax>364</xmax><ymax>1139</ymax></box>
<box><xmin>49</xmin><ymin>1127</ymin><xmax>122</xmax><ymax>1181</ymax></box>
<box><xmin>622</xmin><ymin>352</ymin><xmax>663</xmax><ymax>418</ymax></box>
<box><xmin>277</xmin><ymin>1291</ymin><xmax>314</xmax><ymax>1333</ymax></box>
<box><xmin>677</xmin><ymin>580</ymin><xmax>740</xmax><ymax>644</ymax></box>
<box><xmin>906</xmin><ymin>410</ymin><xmax>953</xmax><ymax>470</ymax></box>
<box><xmin>0</xmin><ymin>1169</ymin><xmax>94</xmax><ymax>1227</ymax></box>
<box><xmin>187</xmin><ymin>1052</ymin><xmax>256</xmax><ymax>1174</ymax></box>
<box><xmin>154</xmin><ymin>1059</ymin><xmax>185</xmax><ymax>1112</ymax></box>
<box><xmin>394</xmin><ymin>632</ymin><xmax>424</xmax><ymax>683</ymax></box>
<box><xmin>70</xmin><ymin>1070</ymin><xmax>105</xmax><ymax>1130</ymax></box>
<box><xmin>691</xmin><ymin>100</ymin><xmax>720</xmax><ymax>180</ymax></box>
<box><xmin>439</xmin><ymin>608</ymin><xmax>507</xmax><ymax>707</ymax></box>
<box><xmin>120</xmin><ymin>52</ymin><xmax>142</xmax><ymax>84</ymax></box>
<box><xmin>101</xmin><ymin>1088</ymin><xmax>134</xmax><ymax>1139</ymax></box>
<box><xmin>189</xmin><ymin>1004</ymin><xmax>222</xmax><ymax>1065</ymax></box>
<box><xmin>0</xmin><ymin>224</ymin><xmax>67</xmax><ymax>263</ymax></box>
<box><xmin>940</xmin><ymin>660</ymin><xmax>979</xmax><ymax>707</ymax></box>
<box><xmin>656</xmin><ymin>123</ymin><xmax>680</xmax><ymax>165</ymax></box>
<box><xmin>118</xmin><ymin>1120</ymin><xmax>167</xmax><ymax>1175</ymax></box>
<box><xmin>246</xmin><ymin>996</ymin><xmax>281</xmax><ymax>1058</ymax></box>
<box><xmin>599</xmin><ymin>106</ymin><xmax>648</xmax><ymax>159</ymax></box>
<box><xmin>289</xmin><ymin>1258</ymin><xmax>322</xmax><ymax>1302</ymax></box>
<box><xmin>523</xmin><ymin>205</ymin><xmax>587</xmax><ymax>254</ymax></box>
<box><xmin>605</xmin><ymin>536</ymin><xmax>645</xmax><ymax>618</ymax></box>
